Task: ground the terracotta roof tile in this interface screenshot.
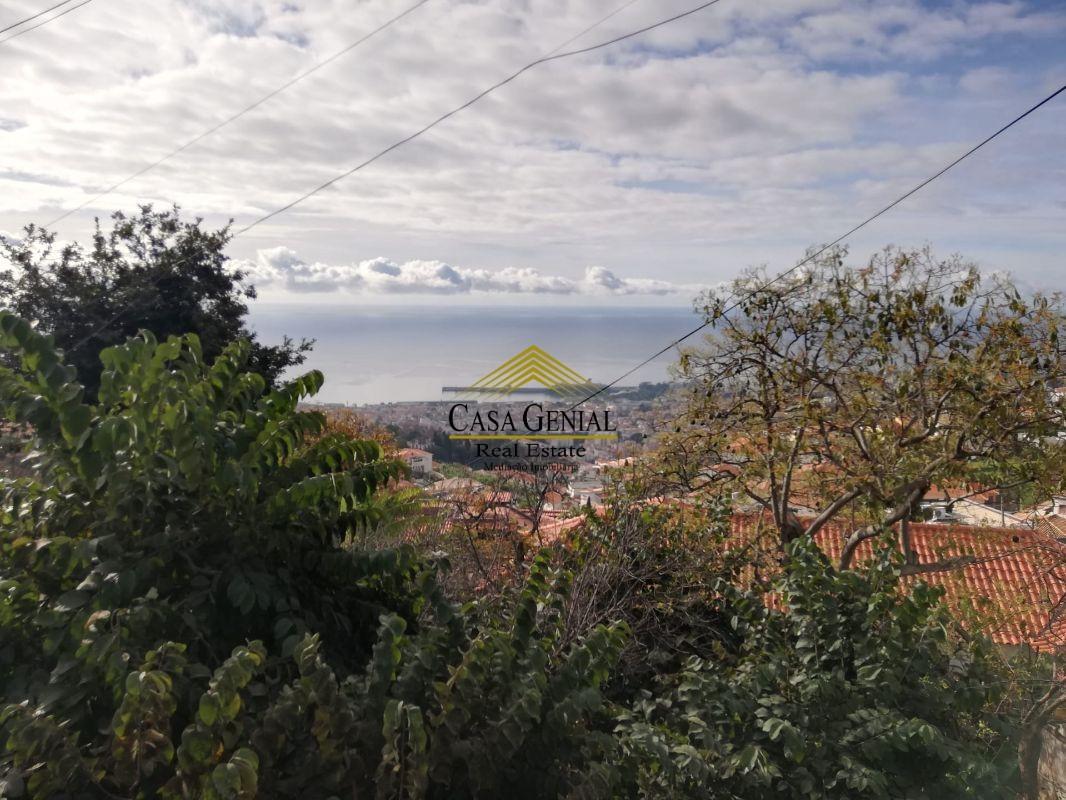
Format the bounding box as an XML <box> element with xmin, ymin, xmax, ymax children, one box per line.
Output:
<box><xmin>729</xmin><ymin>515</ymin><xmax>1066</xmax><ymax>653</ymax></box>
<box><xmin>1036</xmin><ymin>515</ymin><xmax>1066</xmax><ymax>539</ymax></box>
<box><xmin>492</xmin><ymin>506</ymin><xmax>1066</xmax><ymax>653</ymax></box>
<box><xmin>528</xmin><ymin>514</ymin><xmax>588</xmax><ymax>544</ymax></box>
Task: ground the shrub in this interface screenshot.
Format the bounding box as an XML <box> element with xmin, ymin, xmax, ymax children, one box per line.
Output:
<box><xmin>0</xmin><ymin>313</ymin><xmax>626</xmax><ymax>798</ymax></box>
<box><xmin>605</xmin><ymin>539</ymin><xmax>1020</xmax><ymax>799</ymax></box>
<box><xmin>0</xmin><ymin>313</ymin><xmax>1030</xmax><ymax>798</ymax></box>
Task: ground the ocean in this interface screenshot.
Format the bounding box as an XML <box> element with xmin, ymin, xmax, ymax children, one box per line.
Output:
<box><xmin>247</xmin><ymin>304</ymin><xmax>701</xmax><ymax>405</ymax></box>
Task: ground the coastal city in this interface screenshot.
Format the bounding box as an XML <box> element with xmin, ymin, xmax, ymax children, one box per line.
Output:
<box><xmin>2</xmin><ymin>0</ymin><xmax>1065</xmax><ymax>796</ymax></box>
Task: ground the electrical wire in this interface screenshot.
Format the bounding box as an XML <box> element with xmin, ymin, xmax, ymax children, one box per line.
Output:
<box><xmin>569</xmin><ymin>82</ymin><xmax>1066</xmax><ymax>410</ymax></box>
<box><xmin>0</xmin><ymin>0</ymin><xmax>92</xmax><ymax>45</ymax></box>
<box><xmin>234</xmin><ymin>0</ymin><xmax>725</xmax><ymax>234</ymax></box>
<box><xmin>57</xmin><ymin>0</ymin><xmax>673</xmax><ymax>354</ymax></box>
<box><xmin>44</xmin><ymin>0</ymin><xmax>434</xmax><ymax>227</ymax></box>
<box><xmin>0</xmin><ymin>0</ymin><xmax>78</xmax><ymax>35</ymax></box>
<box><xmin>544</xmin><ymin>0</ymin><xmax>644</xmax><ymax>56</ymax></box>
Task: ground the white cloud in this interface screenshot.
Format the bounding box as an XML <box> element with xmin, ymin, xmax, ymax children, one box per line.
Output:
<box><xmin>784</xmin><ymin>1</ymin><xmax>1066</xmax><ymax>62</ymax></box>
<box><xmin>958</xmin><ymin>66</ymin><xmax>1016</xmax><ymax>95</ymax></box>
<box><xmin>239</xmin><ymin>247</ymin><xmax>698</xmax><ymax>296</ymax></box>
<box><xmin>0</xmin><ymin>0</ymin><xmax>1062</xmax><ymax>296</ymax></box>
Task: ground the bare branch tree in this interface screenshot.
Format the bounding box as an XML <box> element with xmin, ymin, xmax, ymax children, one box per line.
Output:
<box><xmin>661</xmin><ymin>246</ymin><xmax>1066</xmax><ymax>571</ymax></box>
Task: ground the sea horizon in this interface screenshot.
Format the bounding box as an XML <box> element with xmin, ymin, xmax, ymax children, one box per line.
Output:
<box><xmin>247</xmin><ymin>303</ymin><xmax>701</xmax><ymax>405</ymax></box>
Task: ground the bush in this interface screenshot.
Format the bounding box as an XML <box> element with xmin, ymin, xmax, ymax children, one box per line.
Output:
<box><xmin>0</xmin><ymin>312</ymin><xmax>1030</xmax><ymax>799</ymax></box>
<box><xmin>603</xmin><ymin>539</ymin><xmax>1020</xmax><ymax>799</ymax></box>
<box><xmin>558</xmin><ymin>498</ymin><xmax>741</xmax><ymax>698</ymax></box>
<box><xmin>0</xmin><ymin>313</ymin><xmax>626</xmax><ymax>798</ymax></box>
<box><xmin>1</xmin><ymin>556</ymin><xmax>628</xmax><ymax>799</ymax></box>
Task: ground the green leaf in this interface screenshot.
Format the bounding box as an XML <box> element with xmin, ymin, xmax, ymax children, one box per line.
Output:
<box><xmin>198</xmin><ymin>693</ymin><xmax>220</xmax><ymax>726</ymax></box>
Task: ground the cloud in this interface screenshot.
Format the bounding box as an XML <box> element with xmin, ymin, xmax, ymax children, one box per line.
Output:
<box><xmin>958</xmin><ymin>66</ymin><xmax>1016</xmax><ymax>95</ymax></box>
<box><xmin>0</xmin><ymin>0</ymin><xmax>1062</xmax><ymax>294</ymax></box>
<box><xmin>784</xmin><ymin>1</ymin><xmax>1066</xmax><ymax>62</ymax></box>
<box><xmin>239</xmin><ymin>247</ymin><xmax>698</xmax><ymax>296</ymax></box>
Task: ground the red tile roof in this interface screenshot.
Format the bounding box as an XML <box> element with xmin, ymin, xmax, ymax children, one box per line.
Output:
<box><xmin>923</xmin><ymin>484</ymin><xmax>991</xmax><ymax>502</ymax></box>
<box><xmin>1035</xmin><ymin>515</ymin><xmax>1066</xmax><ymax>540</ymax></box>
<box><xmin>526</xmin><ymin>514</ymin><xmax>589</xmax><ymax>544</ymax></box>
<box><xmin>444</xmin><ymin>505</ymin><xmax>534</xmax><ymax>535</ymax></box>
<box><xmin>730</xmin><ymin>516</ymin><xmax>1066</xmax><ymax>653</ymax></box>
<box><xmin>448</xmin><ymin>497</ymin><xmax>1066</xmax><ymax>652</ymax></box>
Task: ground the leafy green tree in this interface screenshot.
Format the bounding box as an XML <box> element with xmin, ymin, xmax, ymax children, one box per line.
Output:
<box><xmin>0</xmin><ymin>310</ymin><xmax>410</xmax><ymax>744</ymax></box>
<box><xmin>427</xmin><ymin>428</ymin><xmax>476</xmax><ymax>465</ymax></box>
<box><xmin>0</xmin><ymin>206</ymin><xmax>311</xmax><ymax>400</ymax></box>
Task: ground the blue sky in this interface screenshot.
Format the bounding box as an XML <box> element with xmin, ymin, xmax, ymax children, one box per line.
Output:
<box><xmin>1</xmin><ymin>0</ymin><xmax>1063</xmax><ymax>305</ymax></box>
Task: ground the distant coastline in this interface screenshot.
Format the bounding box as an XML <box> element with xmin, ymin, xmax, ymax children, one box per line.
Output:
<box><xmin>248</xmin><ymin>303</ymin><xmax>699</xmax><ymax>405</ymax></box>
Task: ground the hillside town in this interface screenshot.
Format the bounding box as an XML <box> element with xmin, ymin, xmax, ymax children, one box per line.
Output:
<box><xmin>343</xmin><ymin>389</ymin><xmax>668</xmax><ymax>463</ymax></box>
<box><xmin>3</xmin><ymin>0</ymin><xmax>1066</xmax><ymax>796</ymax></box>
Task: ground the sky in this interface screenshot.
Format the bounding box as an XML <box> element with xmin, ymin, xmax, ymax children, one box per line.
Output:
<box><xmin>1</xmin><ymin>0</ymin><xmax>1064</xmax><ymax>307</ymax></box>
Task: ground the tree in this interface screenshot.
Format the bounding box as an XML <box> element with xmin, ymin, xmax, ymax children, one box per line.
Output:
<box><xmin>0</xmin><ymin>313</ymin><xmax>628</xmax><ymax>798</ymax></box>
<box><xmin>503</xmin><ymin>463</ymin><xmax>572</xmax><ymax>556</ymax></box>
<box><xmin>666</xmin><ymin>246</ymin><xmax>1066</xmax><ymax>570</ymax></box>
<box><xmin>316</xmin><ymin>407</ymin><xmax>396</xmax><ymax>452</ymax></box>
<box><xmin>0</xmin><ymin>205</ymin><xmax>311</xmax><ymax>399</ymax></box>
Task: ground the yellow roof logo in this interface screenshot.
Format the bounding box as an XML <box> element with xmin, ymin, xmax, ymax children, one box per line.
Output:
<box><xmin>460</xmin><ymin>345</ymin><xmax>599</xmax><ymax>401</ymax></box>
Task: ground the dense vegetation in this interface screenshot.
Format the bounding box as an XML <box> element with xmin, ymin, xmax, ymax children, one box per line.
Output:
<box><xmin>0</xmin><ymin>307</ymin><xmax>1042</xmax><ymax>798</ymax></box>
<box><xmin>0</xmin><ymin>206</ymin><xmax>311</xmax><ymax>400</ymax></box>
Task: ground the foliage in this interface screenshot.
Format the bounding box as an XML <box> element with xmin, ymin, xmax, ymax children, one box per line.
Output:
<box><xmin>666</xmin><ymin>246</ymin><xmax>1066</xmax><ymax>567</ymax></box>
<box><xmin>558</xmin><ymin>494</ymin><xmax>741</xmax><ymax>697</ymax></box>
<box><xmin>0</xmin><ymin>311</ymin><xmax>417</xmax><ymax>781</ymax></box>
<box><xmin>0</xmin><ymin>206</ymin><xmax>311</xmax><ymax>399</ymax></box>
<box><xmin>315</xmin><ymin>407</ymin><xmax>396</xmax><ymax>452</ymax></box>
<box><xmin>310</xmin><ymin>409</ymin><xmax>426</xmax><ymax>549</ymax></box>
<box><xmin>0</xmin><ymin>313</ymin><xmax>627</xmax><ymax>798</ymax></box>
<box><xmin>3</xmin><ymin>547</ymin><xmax>627</xmax><ymax>798</ymax></box>
<box><xmin>425</xmin><ymin>429</ymin><xmax>477</xmax><ymax>466</ymax></box>
<box><xmin>604</xmin><ymin>539</ymin><xmax>1021</xmax><ymax>799</ymax></box>
<box><xmin>0</xmin><ymin>309</ymin><xmax>1037</xmax><ymax>799</ymax></box>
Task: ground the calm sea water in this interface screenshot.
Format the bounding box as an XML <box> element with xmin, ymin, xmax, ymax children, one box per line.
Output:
<box><xmin>247</xmin><ymin>304</ymin><xmax>700</xmax><ymax>404</ymax></box>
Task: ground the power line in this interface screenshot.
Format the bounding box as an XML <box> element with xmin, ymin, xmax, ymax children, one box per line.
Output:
<box><xmin>0</xmin><ymin>0</ymin><xmax>78</xmax><ymax>35</ymax></box>
<box><xmin>544</xmin><ymin>0</ymin><xmax>644</xmax><ymax>56</ymax></box>
<box><xmin>0</xmin><ymin>0</ymin><xmax>92</xmax><ymax>45</ymax></box>
<box><xmin>570</xmin><ymin>82</ymin><xmax>1066</xmax><ymax>410</ymax></box>
<box><xmin>44</xmin><ymin>0</ymin><xmax>434</xmax><ymax>227</ymax></box>
<box><xmin>235</xmin><ymin>0</ymin><xmax>725</xmax><ymax>234</ymax></box>
<box><xmin>60</xmin><ymin>0</ymin><xmax>675</xmax><ymax>355</ymax></box>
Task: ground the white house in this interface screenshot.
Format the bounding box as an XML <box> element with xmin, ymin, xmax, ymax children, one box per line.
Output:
<box><xmin>925</xmin><ymin>497</ymin><xmax>1026</xmax><ymax>528</ymax></box>
<box><xmin>396</xmin><ymin>448</ymin><xmax>433</xmax><ymax>476</ymax></box>
<box><xmin>567</xmin><ymin>472</ymin><xmax>604</xmax><ymax>508</ymax></box>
